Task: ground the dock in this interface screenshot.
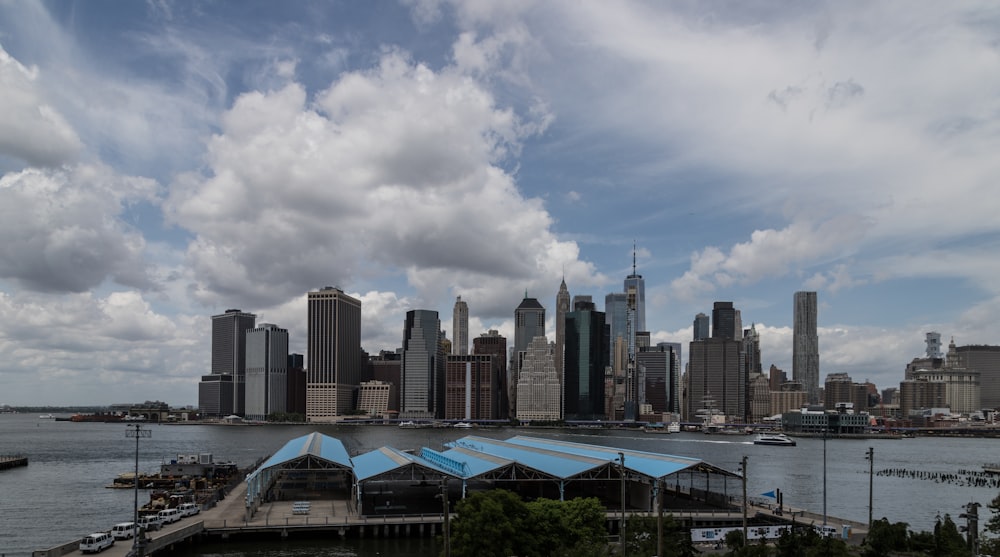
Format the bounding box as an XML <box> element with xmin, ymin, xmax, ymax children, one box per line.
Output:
<box><xmin>0</xmin><ymin>454</ymin><xmax>28</xmax><ymax>471</ymax></box>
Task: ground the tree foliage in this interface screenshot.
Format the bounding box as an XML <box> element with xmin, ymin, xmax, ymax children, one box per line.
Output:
<box><xmin>449</xmin><ymin>490</ymin><xmax>608</xmax><ymax>557</ymax></box>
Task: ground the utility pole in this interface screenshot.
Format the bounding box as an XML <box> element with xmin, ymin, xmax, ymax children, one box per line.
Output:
<box><xmin>440</xmin><ymin>479</ymin><xmax>450</xmax><ymax>557</ymax></box>
<box><xmin>656</xmin><ymin>478</ymin><xmax>664</xmax><ymax>557</ymax></box>
<box><xmin>619</xmin><ymin>452</ymin><xmax>626</xmax><ymax>557</ymax></box>
<box><xmin>739</xmin><ymin>456</ymin><xmax>748</xmax><ymax>545</ymax></box>
<box><xmin>960</xmin><ymin>501</ymin><xmax>980</xmax><ymax>555</ymax></box>
<box><xmin>865</xmin><ymin>447</ymin><xmax>874</xmax><ymax>529</ymax></box>
<box><xmin>126</xmin><ymin>423</ymin><xmax>151</xmax><ymax>556</ymax></box>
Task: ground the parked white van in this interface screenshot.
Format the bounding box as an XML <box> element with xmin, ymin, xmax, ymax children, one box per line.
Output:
<box><xmin>158</xmin><ymin>507</ymin><xmax>183</xmax><ymax>524</ymax></box>
<box><xmin>137</xmin><ymin>514</ymin><xmax>162</xmax><ymax>531</ymax></box>
<box><xmin>178</xmin><ymin>502</ymin><xmax>200</xmax><ymax>517</ymax></box>
<box><xmin>111</xmin><ymin>522</ymin><xmax>138</xmax><ymax>540</ymax></box>
<box><xmin>79</xmin><ymin>532</ymin><xmax>114</xmax><ymax>553</ymax></box>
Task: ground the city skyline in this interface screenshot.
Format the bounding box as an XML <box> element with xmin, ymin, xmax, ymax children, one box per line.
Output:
<box><xmin>2</xmin><ymin>2</ymin><xmax>1000</xmax><ymax>405</ymax></box>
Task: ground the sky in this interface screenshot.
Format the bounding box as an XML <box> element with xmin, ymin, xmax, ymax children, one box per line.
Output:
<box><xmin>1</xmin><ymin>1</ymin><xmax>999</xmax><ymax>406</ymax></box>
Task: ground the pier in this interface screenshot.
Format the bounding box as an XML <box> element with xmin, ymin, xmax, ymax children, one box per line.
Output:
<box><xmin>0</xmin><ymin>454</ymin><xmax>28</xmax><ymax>470</ymax></box>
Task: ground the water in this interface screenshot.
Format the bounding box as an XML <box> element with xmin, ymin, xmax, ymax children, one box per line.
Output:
<box><xmin>1</xmin><ymin>413</ymin><xmax>998</xmax><ymax>556</ymax></box>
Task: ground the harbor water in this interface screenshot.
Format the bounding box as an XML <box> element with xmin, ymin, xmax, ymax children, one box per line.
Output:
<box><xmin>1</xmin><ymin>413</ymin><xmax>998</xmax><ymax>556</ymax></box>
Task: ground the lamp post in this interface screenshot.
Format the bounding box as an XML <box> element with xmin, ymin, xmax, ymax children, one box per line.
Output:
<box><xmin>822</xmin><ymin>419</ymin><xmax>828</xmax><ymax>528</ymax></box>
<box><xmin>439</xmin><ymin>479</ymin><xmax>450</xmax><ymax>557</ymax></box>
<box><xmin>619</xmin><ymin>452</ymin><xmax>626</xmax><ymax>557</ymax></box>
<box><xmin>126</xmin><ymin>423</ymin><xmax>151</xmax><ymax>556</ymax></box>
<box><xmin>865</xmin><ymin>447</ymin><xmax>874</xmax><ymax>529</ymax></box>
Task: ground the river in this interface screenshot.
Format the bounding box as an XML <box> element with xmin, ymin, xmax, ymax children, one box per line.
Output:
<box><xmin>1</xmin><ymin>413</ymin><xmax>997</xmax><ymax>556</ymax></box>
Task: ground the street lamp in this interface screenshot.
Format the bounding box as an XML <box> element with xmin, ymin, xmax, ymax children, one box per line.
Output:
<box><xmin>738</xmin><ymin>456</ymin><xmax>748</xmax><ymax>545</ymax></box>
<box><xmin>126</xmin><ymin>423</ymin><xmax>151</xmax><ymax>556</ymax></box>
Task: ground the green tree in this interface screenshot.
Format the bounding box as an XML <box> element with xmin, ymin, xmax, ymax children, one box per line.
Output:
<box><xmin>982</xmin><ymin>493</ymin><xmax>1000</xmax><ymax>556</ymax></box>
<box><xmin>524</xmin><ymin>497</ymin><xmax>607</xmax><ymax>557</ymax></box>
<box><xmin>449</xmin><ymin>490</ymin><xmax>528</xmax><ymax>557</ymax></box>
<box><xmin>861</xmin><ymin>517</ymin><xmax>910</xmax><ymax>556</ymax></box>
<box><xmin>621</xmin><ymin>513</ymin><xmax>697</xmax><ymax>557</ymax></box>
<box><xmin>909</xmin><ymin>515</ymin><xmax>967</xmax><ymax>557</ymax></box>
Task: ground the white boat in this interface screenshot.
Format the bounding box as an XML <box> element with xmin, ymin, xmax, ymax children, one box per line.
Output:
<box><xmin>753</xmin><ymin>433</ymin><xmax>796</xmax><ymax>446</ymax></box>
<box><xmin>666</xmin><ymin>422</ymin><xmax>681</xmax><ymax>433</ymax></box>
<box><xmin>453</xmin><ymin>422</ymin><xmax>473</xmax><ymax>429</ymax></box>
<box><xmin>983</xmin><ymin>463</ymin><xmax>1000</xmax><ymax>474</ymax></box>
<box><xmin>38</xmin><ymin>414</ymin><xmax>54</xmax><ymax>419</ymax></box>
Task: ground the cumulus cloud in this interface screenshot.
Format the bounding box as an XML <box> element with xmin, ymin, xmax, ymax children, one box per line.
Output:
<box><xmin>0</xmin><ymin>46</ymin><xmax>82</xmax><ymax>167</ymax></box>
<box><xmin>165</xmin><ymin>50</ymin><xmax>597</xmax><ymax>317</ymax></box>
<box><xmin>0</xmin><ymin>165</ymin><xmax>158</xmax><ymax>293</ymax></box>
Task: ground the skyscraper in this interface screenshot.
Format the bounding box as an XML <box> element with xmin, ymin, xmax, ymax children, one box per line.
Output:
<box><xmin>693</xmin><ymin>313</ymin><xmax>710</xmax><ymax>340</ymax></box>
<box><xmin>555</xmin><ymin>278</ymin><xmax>571</xmax><ymax>396</ymax></box>
<box><xmin>687</xmin><ymin>338</ymin><xmax>743</xmax><ymax>421</ymax></box>
<box><xmin>624</xmin><ymin>248</ymin><xmax>646</xmax><ymax>333</ymax></box>
<box><xmin>564</xmin><ymin>306</ymin><xmax>608</xmax><ymax>420</ymax></box>
<box><xmin>401</xmin><ymin>309</ymin><xmax>443</xmax><ymax>419</ymax></box>
<box><xmin>711</xmin><ymin>302</ymin><xmax>738</xmax><ymax>340</ymax></box>
<box><xmin>211</xmin><ymin>308</ymin><xmax>257</xmax><ymax>416</ymax></box>
<box><xmin>452</xmin><ymin>296</ymin><xmax>469</xmax><ymax>356</ymax></box>
<box><xmin>605</xmin><ymin>292</ymin><xmax>627</xmax><ymax>356</ymax></box>
<box><xmin>245</xmin><ymin>323</ymin><xmax>288</xmax><ymax>421</ymax></box>
<box><xmin>512</xmin><ymin>294</ymin><xmax>545</xmax><ymax>417</ymax></box>
<box><xmin>515</xmin><ymin>336</ymin><xmax>561</xmax><ymax>422</ymax></box>
<box><xmin>793</xmin><ymin>291</ymin><xmax>820</xmax><ymax>404</ymax></box>
<box><xmin>306</xmin><ymin>287</ymin><xmax>363</xmax><ymax>421</ymax></box>
<box><xmin>474</xmin><ymin>330</ymin><xmax>508</xmax><ymax>419</ymax></box>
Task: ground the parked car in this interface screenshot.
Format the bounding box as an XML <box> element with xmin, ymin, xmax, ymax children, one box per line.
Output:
<box><xmin>111</xmin><ymin>522</ymin><xmax>138</xmax><ymax>540</ymax></box>
<box><xmin>137</xmin><ymin>514</ymin><xmax>162</xmax><ymax>532</ymax></box>
<box><xmin>178</xmin><ymin>502</ymin><xmax>200</xmax><ymax>517</ymax></box>
<box><xmin>158</xmin><ymin>507</ymin><xmax>183</xmax><ymax>524</ymax></box>
<box><xmin>79</xmin><ymin>532</ymin><xmax>114</xmax><ymax>553</ymax></box>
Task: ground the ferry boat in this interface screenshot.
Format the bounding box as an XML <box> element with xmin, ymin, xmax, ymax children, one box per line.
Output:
<box><xmin>983</xmin><ymin>463</ymin><xmax>1000</xmax><ymax>474</ymax></box>
<box><xmin>38</xmin><ymin>414</ymin><xmax>55</xmax><ymax>419</ymax></box>
<box><xmin>453</xmin><ymin>422</ymin><xmax>473</xmax><ymax>429</ymax></box>
<box><xmin>753</xmin><ymin>433</ymin><xmax>797</xmax><ymax>446</ymax></box>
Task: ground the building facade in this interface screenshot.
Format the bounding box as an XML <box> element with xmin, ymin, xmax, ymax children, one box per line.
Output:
<box><xmin>793</xmin><ymin>291</ymin><xmax>820</xmax><ymax>404</ymax></box>
<box><xmin>210</xmin><ymin>309</ymin><xmax>257</xmax><ymax>416</ymax></box>
<box><xmin>953</xmin><ymin>344</ymin><xmax>1000</xmax><ymax>410</ymax></box>
<box><xmin>687</xmin><ymin>338</ymin><xmax>744</xmax><ymax>421</ymax></box>
<box><xmin>511</xmin><ymin>295</ymin><xmax>545</xmax><ymax>414</ymax></box>
<box><xmin>452</xmin><ymin>296</ymin><xmax>469</xmax><ymax>356</ymax></box>
<box><xmin>555</xmin><ymin>279</ymin><xmax>571</xmax><ymax>398</ymax></box>
<box><xmin>564</xmin><ymin>307</ymin><xmax>608</xmax><ymax>420</ymax></box>
<box><xmin>401</xmin><ymin>309</ymin><xmax>443</xmax><ymax>419</ymax></box>
<box><xmin>306</xmin><ymin>287</ymin><xmax>363</xmax><ymax>421</ymax></box>
<box><xmin>515</xmin><ymin>336</ymin><xmax>561</xmax><ymax>422</ymax></box>
<box><xmin>357</xmin><ymin>380</ymin><xmax>394</xmax><ymax>417</ymax></box>
<box><xmin>445</xmin><ymin>354</ymin><xmax>497</xmax><ymax>420</ymax></box>
<box><xmin>472</xmin><ymin>330</ymin><xmax>508</xmax><ymax>420</ymax></box>
<box><xmin>245</xmin><ymin>323</ymin><xmax>289</xmax><ymax>421</ymax></box>
<box><xmin>693</xmin><ymin>313</ymin><xmax>710</xmax><ymax>341</ymax></box>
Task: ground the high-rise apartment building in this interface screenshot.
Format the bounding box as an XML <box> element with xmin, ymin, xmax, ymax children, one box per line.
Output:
<box><xmin>564</xmin><ymin>306</ymin><xmax>608</xmax><ymax>420</ymax></box>
<box><xmin>693</xmin><ymin>313</ymin><xmax>710</xmax><ymax>341</ymax></box>
<box><xmin>245</xmin><ymin>323</ymin><xmax>288</xmax><ymax>421</ymax></box>
<box><xmin>793</xmin><ymin>291</ymin><xmax>820</xmax><ymax>403</ymax></box>
<box><xmin>210</xmin><ymin>308</ymin><xmax>257</xmax><ymax>416</ymax></box>
<box><xmin>452</xmin><ymin>296</ymin><xmax>468</xmax><ymax>356</ymax></box>
<box><xmin>401</xmin><ymin>309</ymin><xmax>443</xmax><ymax>419</ymax></box>
<box><xmin>306</xmin><ymin>287</ymin><xmax>363</xmax><ymax>422</ymax></box>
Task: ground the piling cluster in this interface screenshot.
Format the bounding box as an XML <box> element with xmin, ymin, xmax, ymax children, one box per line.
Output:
<box><xmin>876</xmin><ymin>468</ymin><xmax>1000</xmax><ymax>489</ymax></box>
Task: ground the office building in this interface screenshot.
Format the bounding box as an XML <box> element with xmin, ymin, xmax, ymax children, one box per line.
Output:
<box><xmin>473</xmin><ymin>330</ymin><xmax>508</xmax><ymax>419</ymax></box>
<box><xmin>445</xmin><ymin>354</ymin><xmax>497</xmax><ymax>420</ymax></box>
<box><xmin>357</xmin><ymin>380</ymin><xmax>394</xmax><ymax>417</ymax></box>
<box><xmin>564</xmin><ymin>306</ymin><xmax>608</xmax><ymax>420</ymax></box>
<box><xmin>244</xmin><ymin>323</ymin><xmax>288</xmax><ymax>421</ymax></box>
<box><xmin>555</xmin><ymin>279</ymin><xmax>571</xmax><ymax>396</ymax></box>
<box><xmin>926</xmin><ymin>332</ymin><xmax>943</xmax><ymax>359</ymax></box>
<box><xmin>953</xmin><ymin>343</ymin><xmax>1000</xmax><ymax>409</ymax></box>
<box><xmin>793</xmin><ymin>291</ymin><xmax>820</xmax><ymax>403</ymax></box>
<box><xmin>624</xmin><ymin>247</ymin><xmax>646</xmax><ymax>333</ymax></box>
<box><xmin>401</xmin><ymin>309</ymin><xmax>444</xmax><ymax>419</ymax></box>
<box><xmin>306</xmin><ymin>287</ymin><xmax>363</xmax><ymax>421</ymax></box>
<box><xmin>606</xmin><ymin>292</ymin><xmax>628</xmax><ymax>358</ymax></box>
<box><xmin>512</xmin><ymin>294</ymin><xmax>545</xmax><ymax>413</ymax></box>
<box><xmin>711</xmin><ymin>302</ymin><xmax>739</xmax><ymax>340</ymax></box>
<box><xmin>452</xmin><ymin>297</ymin><xmax>468</xmax><ymax>356</ymax></box>
<box><xmin>637</xmin><ymin>343</ymin><xmax>680</xmax><ymax>416</ymax></box>
<box><xmin>515</xmin><ymin>336</ymin><xmax>561</xmax><ymax>422</ymax></box>
<box><xmin>369</xmin><ymin>351</ymin><xmax>402</xmax><ymax>413</ymax></box>
<box><xmin>198</xmin><ymin>374</ymin><xmax>234</xmax><ymax>418</ymax></box>
<box><xmin>211</xmin><ymin>308</ymin><xmax>257</xmax><ymax>416</ymax></box>
<box><xmin>693</xmin><ymin>313</ymin><xmax>710</xmax><ymax>341</ymax></box>
<box><xmin>687</xmin><ymin>338</ymin><xmax>744</xmax><ymax>421</ymax></box>
<box><xmin>286</xmin><ymin>354</ymin><xmax>306</xmax><ymax>416</ymax></box>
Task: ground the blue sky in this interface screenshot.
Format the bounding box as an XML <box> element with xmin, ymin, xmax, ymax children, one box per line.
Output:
<box><xmin>1</xmin><ymin>0</ymin><xmax>999</xmax><ymax>406</ymax></box>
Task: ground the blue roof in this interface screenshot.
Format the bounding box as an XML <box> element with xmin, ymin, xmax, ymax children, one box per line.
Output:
<box><xmin>446</xmin><ymin>436</ymin><xmax>609</xmax><ymax>479</ymax></box>
<box><xmin>257</xmin><ymin>431</ymin><xmax>353</xmax><ymax>470</ymax></box>
<box><xmin>503</xmin><ymin>436</ymin><xmax>703</xmax><ymax>480</ymax></box>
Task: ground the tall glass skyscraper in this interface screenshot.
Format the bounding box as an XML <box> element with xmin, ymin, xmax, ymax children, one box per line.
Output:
<box><xmin>452</xmin><ymin>296</ymin><xmax>468</xmax><ymax>356</ymax></box>
<box><xmin>401</xmin><ymin>309</ymin><xmax>443</xmax><ymax>419</ymax></box>
<box><xmin>793</xmin><ymin>291</ymin><xmax>820</xmax><ymax>404</ymax></box>
<box><xmin>564</xmin><ymin>307</ymin><xmax>607</xmax><ymax>420</ymax></box>
<box><xmin>245</xmin><ymin>323</ymin><xmax>288</xmax><ymax>421</ymax></box>
<box><xmin>210</xmin><ymin>308</ymin><xmax>257</xmax><ymax>416</ymax></box>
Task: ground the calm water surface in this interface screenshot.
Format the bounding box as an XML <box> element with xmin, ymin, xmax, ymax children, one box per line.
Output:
<box><xmin>1</xmin><ymin>413</ymin><xmax>998</xmax><ymax>556</ymax></box>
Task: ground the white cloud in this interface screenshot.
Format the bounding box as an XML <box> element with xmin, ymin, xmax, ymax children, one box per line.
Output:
<box><xmin>0</xmin><ymin>165</ymin><xmax>159</xmax><ymax>292</ymax></box>
<box><xmin>0</xmin><ymin>45</ymin><xmax>81</xmax><ymax>167</ymax></box>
